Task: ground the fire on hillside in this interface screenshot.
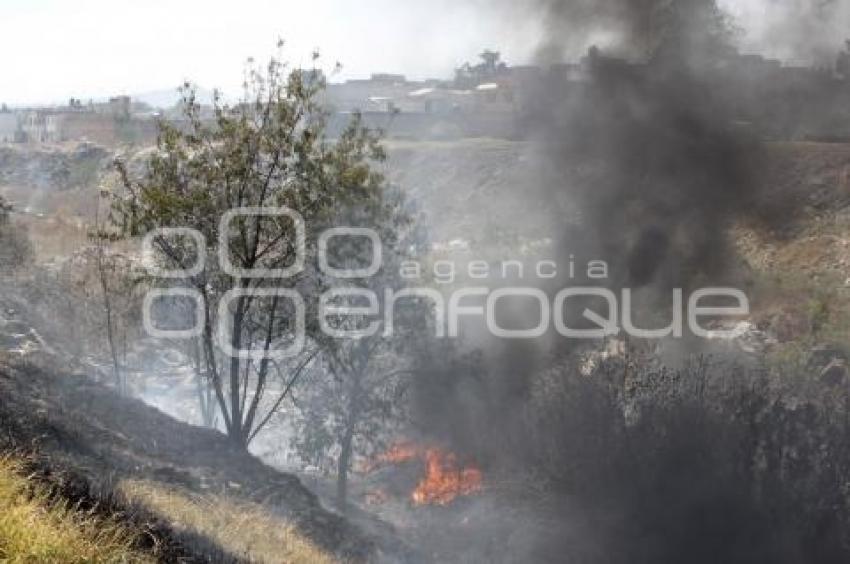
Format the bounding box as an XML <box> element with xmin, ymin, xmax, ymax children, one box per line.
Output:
<box><xmin>368</xmin><ymin>442</ymin><xmax>484</xmax><ymax>506</ymax></box>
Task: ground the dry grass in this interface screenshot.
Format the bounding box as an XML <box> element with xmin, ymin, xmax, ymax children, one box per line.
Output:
<box><xmin>13</xmin><ymin>213</ymin><xmax>139</xmax><ymax>263</ymax></box>
<box><xmin>0</xmin><ymin>456</ymin><xmax>150</xmax><ymax>563</ymax></box>
<box><xmin>14</xmin><ymin>215</ymin><xmax>89</xmax><ymax>262</ymax></box>
<box><xmin>119</xmin><ymin>479</ymin><xmax>335</xmax><ymax>564</ymax></box>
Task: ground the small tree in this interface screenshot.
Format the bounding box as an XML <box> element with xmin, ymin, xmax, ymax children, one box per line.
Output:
<box><xmin>91</xmin><ymin>187</ymin><xmax>131</xmax><ymax>395</ymax></box>
<box><xmin>291</xmin><ymin>210</ymin><xmax>428</xmax><ymax>510</ymax></box>
<box><xmin>115</xmin><ymin>47</ymin><xmax>406</xmax><ymax>447</ymax></box>
<box><xmin>293</xmin><ymin>338</ymin><xmax>411</xmax><ymax>510</ymax></box>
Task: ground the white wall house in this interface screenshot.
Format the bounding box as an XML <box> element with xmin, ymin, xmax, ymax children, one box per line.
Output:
<box><xmin>20</xmin><ymin>111</ymin><xmax>64</xmax><ymax>143</ymax></box>
<box><xmin>0</xmin><ymin>113</ymin><xmax>18</xmax><ymax>143</ymax></box>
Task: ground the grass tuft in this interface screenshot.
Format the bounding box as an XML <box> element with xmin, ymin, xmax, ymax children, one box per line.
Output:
<box><xmin>119</xmin><ymin>479</ymin><xmax>335</xmax><ymax>564</ymax></box>
<box><xmin>0</xmin><ymin>455</ymin><xmax>150</xmax><ymax>563</ymax></box>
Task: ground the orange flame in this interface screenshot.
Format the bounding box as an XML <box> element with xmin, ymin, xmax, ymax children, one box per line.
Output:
<box><xmin>411</xmin><ymin>448</ymin><xmax>483</xmax><ymax>506</ymax></box>
<box><xmin>370</xmin><ymin>442</ymin><xmax>483</xmax><ymax>505</ymax></box>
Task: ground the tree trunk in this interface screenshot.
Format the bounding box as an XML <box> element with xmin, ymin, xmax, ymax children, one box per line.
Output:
<box><xmin>200</xmin><ymin>285</ymin><xmax>232</xmax><ymax>436</ymax></box>
<box><xmin>228</xmin><ymin>292</ymin><xmax>248</xmax><ymax>446</ymax></box>
<box><xmin>336</xmin><ymin>371</ymin><xmax>363</xmax><ymax>512</ymax></box>
<box><xmin>97</xmin><ymin>251</ymin><xmax>123</xmax><ymax>396</ymax></box>
<box><xmin>336</xmin><ymin>418</ymin><xmax>355</xmax><ymax>512</ymax></box>
<box><xmin>192</xmin><ymin>337</ymin><xmax>216</xmax><ymax>428</ymax></box>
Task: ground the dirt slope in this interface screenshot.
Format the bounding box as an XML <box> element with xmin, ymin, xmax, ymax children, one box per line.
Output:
<box><xmin>0</xmin><ymin>353</ymin><xmax>411</xmax><ymax>563</ymax></box>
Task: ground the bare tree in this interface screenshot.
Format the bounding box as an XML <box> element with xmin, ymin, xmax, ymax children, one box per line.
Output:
<box><xmin>92</xmin><ymin>190</ymin><xmax>123</xmax><ymax>394</ymax></box>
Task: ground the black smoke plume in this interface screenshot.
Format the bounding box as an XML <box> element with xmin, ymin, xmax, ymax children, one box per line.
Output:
<box><xmin>406</xmin><ymin>1</ymin><xmax>849</xmax><ymax>562</ymax></box>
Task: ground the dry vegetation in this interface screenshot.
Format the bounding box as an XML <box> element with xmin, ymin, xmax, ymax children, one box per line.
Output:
<box><xmin>0</xmin><ymin>355</ymin><xmax>381</xmax><ymax>562</ymax></box>
<box><xmin>120</xmin><ymin>480</ymin><xmax>335</xmax><ymax>564</ymax></box>
<box><xmin>13</xmin><ymin>215</ymin><xmax>89</xmax><ymax>262</ymax></box>
<box><xmin>0</xmin><ymin>455</ymin><xmax>150</xmax><ymax>563</ymax></box>
<box><xmin>732</xmin><ymin>142</ymin><xmax>850</xmax><ymax>351</ymax></box>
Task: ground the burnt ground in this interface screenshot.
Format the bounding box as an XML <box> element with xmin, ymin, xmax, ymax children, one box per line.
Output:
<box><xmin>0</xmin><ymin>352</ymin><xmax>415</xmax><ymax>563</ymax></box>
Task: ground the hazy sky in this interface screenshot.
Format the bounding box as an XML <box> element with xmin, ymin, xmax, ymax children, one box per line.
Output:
<box><xmin>0</xmin><ymin>0</ymin><xmax>542</xmax><ymax>105</ymax></box>
<box><xmin>0</xmin><ymin>0</ymin><xmax>844</xmax><ymax>106</ymax></box>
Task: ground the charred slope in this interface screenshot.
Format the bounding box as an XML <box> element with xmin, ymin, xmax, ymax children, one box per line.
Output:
<box><xmin>0</xmin><ymin>355</ymin><xmax>408</xmax><ymax>563</ymax></box>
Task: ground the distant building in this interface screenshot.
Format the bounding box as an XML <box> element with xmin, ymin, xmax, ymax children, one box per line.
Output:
<box><xmin>369</xmin><ymin>73</ymin><xmax>406</xmax><ymax>84</ymax></box>
<box><xmin>406</xmin><ymin>88</ymin><xmax>472</xmax><ymax>114</ymax></box>
<box><xmin>20</xmin><ymin>111</ymin><xmax>62</xmax><ymax>143</ymax></box>
<box><xmin>325</xmin><ymin>73</ymin><xmax>442</xmax><ymax>113</ymax></box>
<box><xmin>0</xmin><ymin>113</ymin><xmax>17</xmax><ymax>143</ymax></box>
<box><xmin>104</xmin><ymin>95</ymin><xmax>131</xmax><ymax>119</ymax></box>
<box><xmin>8</xmin><ymin>94</ymin><xmax>158</xmax><ymax>145</ymax></box>
<box><xmin>473</xmin><ymin>82</ymin><xmax>513</xmax><ymax>111</ymax></box>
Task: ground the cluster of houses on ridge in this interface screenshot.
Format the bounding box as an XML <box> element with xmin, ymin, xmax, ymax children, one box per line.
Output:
<box><xmin>4</xmin><ymin>45</ymin><xmax>850</xmax><ymax>146</ymax></box>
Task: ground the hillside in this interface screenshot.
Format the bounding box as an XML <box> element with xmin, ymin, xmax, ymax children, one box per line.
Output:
<box><xmin>0</xmin><ymin>454</ymin><xmax>152</xmax><ymax>563</ymax></box>
<box><xmin>0</xmin><ymin>352</ymin><xmax>411</xmax><ymax>563</ymax></box>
